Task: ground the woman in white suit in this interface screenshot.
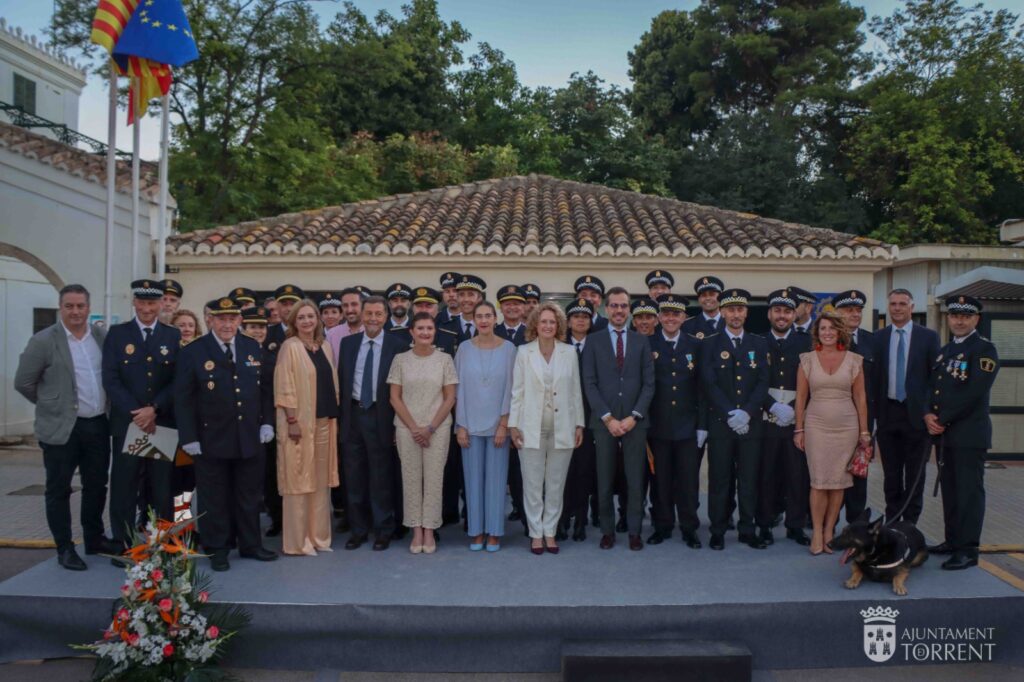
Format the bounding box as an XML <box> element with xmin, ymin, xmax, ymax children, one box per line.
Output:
<box><xmin>509</xmin><ymin>303</ymin><xmax>585</xmax><ymax>555</ymax></box>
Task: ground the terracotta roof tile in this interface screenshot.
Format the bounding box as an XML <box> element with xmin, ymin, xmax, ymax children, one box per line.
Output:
<box><xmin>168</xmin><ymin>175</ymin><xmax>894</xmax><ymax>260</ymax></box>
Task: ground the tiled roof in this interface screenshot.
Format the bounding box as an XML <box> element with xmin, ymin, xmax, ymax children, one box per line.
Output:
<box><xmin>167</xmin><ymin>174</ymin><xmax>894</xmax><ymax>259</ymax></box>
<box><xmin>0</xmin><ymin>121</ymin><xmax>162</xmax><ymax>199</ymax></box>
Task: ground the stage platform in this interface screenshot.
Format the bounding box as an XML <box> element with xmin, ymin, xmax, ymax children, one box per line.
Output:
<box><xmin>2</xmin><ymin>522</ymin><xmax>1022</xmax><ymax>674</ymax></box>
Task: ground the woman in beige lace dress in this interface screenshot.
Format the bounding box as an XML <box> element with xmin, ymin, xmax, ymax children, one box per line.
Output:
<box><xmin>793</xmin><ymin>312</ymin><xmax>870</xmax><ymax>556</ymax></box>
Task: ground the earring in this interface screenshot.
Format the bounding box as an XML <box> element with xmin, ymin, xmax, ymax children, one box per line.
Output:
<box><xmin>815</xmin><ymin>343</ymin><xmax>823</xmax><ymax>351</ymax></box>
<box><xmin>837</xmin><ymin>342</ymin><xmax>846</xmax><ymax>351</ymax></box>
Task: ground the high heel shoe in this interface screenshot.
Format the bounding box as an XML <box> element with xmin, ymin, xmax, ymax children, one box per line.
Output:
<box><xmin>530</xmin><ymin>541</ymin><xmax>544</xmax><ymax>556</ymax></box>
<box><xmin>410</xmin><ymin>544</ymin><xmax>423</xmax><ymax>554</ymax></box>
<box><xmin>422</xmin><ymin>543</ymin><xmax>436</xmax><ymax>554</ymax></box>
<box><xmin>469</xmin><ymin>542</ymin><xmax>484</xmax><ymax>551</ymax></box>
<box><xmin>485</xmin><ymin>542</ymin><xmax>501</xmax><ymax>553</ymax></box>
<box><xmin>544</xmin><ymin>538</ymin><xmax>559</xmax><ymax>554</ymax></box>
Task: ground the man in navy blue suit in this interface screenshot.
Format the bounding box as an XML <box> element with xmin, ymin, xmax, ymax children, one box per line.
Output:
<box><xmin>103</xmin><ymin>280</ymin><xmax>180</xmax><ymax>550</ymax></box>
<box><xmin>175</xmin><ymin>297</ymin><xmax>277</xmax><ymax>571</ymax></box>
<box><xmin>339</xmin><ymin>296</ymin><xmax>404</xmax><ymax>551</ymax></box>
<box><xmin>874</xmin><ymin>288</ymin><xmax>940</xmax><ymax>524</ymax></box>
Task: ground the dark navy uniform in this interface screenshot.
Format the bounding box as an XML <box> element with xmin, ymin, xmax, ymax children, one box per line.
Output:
<box><xmin>560</xmin><ymin>299</ymin><xmax>597</xmax><ymax>540</ymax></box>
<box><xmin>757</xmin><ymin>289</ymin><xmax>812</xmax><ymax>544</ymax></box>
<box><xmin>648</xmin><ymin>323</ymin><xmax>706</xmax><ymax>541</ymax></box>
<box><xmin>574</xmin><ymin>275</ymin><xmax>608</xmax><ymax>334</ymax></box>
<box><xmin>929</xmin><ymin>296</ymin><xmax>1000</xmax><ymax>569</ymax></box>
<box><xmin>388</xmin><ymin>325</ymin><xmax>459</xmax><ymax>356</ymax></box>
<box><xmin>266</xmin><ymin>284</ymin><xmax>304</xmax><ymax>348</ymax></box>
<box><xmin>102</xmin><ymin>281</ymin><xmax>180</xmax><ymax>546</ymax></box>
<box><xmin>175</xmin><ymin>307</ymin><xmax>275</xmax><ymax>563</ymax></box>
<box><xmin>681</xmin><ymin>275</ymin><xmax>725</xmax><ymax>340</ymax></box>
<box><xmin>699</xmin><ymin>289</ymin><xmax>771</xmax><ymax>548</ymax></box>
<box><xmin>495</xmin><ymin>322</ymin><xmax>526</xmax><ymax>346</ymax></box>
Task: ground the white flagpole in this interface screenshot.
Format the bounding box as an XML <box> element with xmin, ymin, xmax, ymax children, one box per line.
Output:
<box><xmin>131</xmin><ymin>78</ymin><xmax>141</xmax><ymax>279</ymax></box>
<box><xmin>156</xmin><ymin>93</ymin><xmax>169</xmax><ymax>279</ymax></box>
<box><xmin>104</xmin><ymin>62</ymin><xmax>117</xmax><ymax>326</ymax></box>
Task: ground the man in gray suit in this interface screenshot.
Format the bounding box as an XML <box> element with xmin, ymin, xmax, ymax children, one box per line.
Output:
<box><xmin>15</xmin><ymin>284</ymin><xmax>118</xmax><ymax>570</ymax></box>
<box><xmin>582</xmin><ymin>286</ymin><xmax>656</xmax><ymax>551</ymax></box>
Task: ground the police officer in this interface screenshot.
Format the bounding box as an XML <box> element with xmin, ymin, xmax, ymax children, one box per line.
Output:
<box><xmin>390</xmin><ymin>287</ymin><xmax>459</xmax><ymax>356</ymax></box>
<box><xmin>319</xmin><ymin>292</ymin><xmax>344</xmax><ymax>330</ymax></box>
<box><xmin>630</xmin><ymin>297</ymin><xmax>659</xmax><ymax>336</ymax></box>
<box><xmin>522</xmin><ymin>283</ymin><xmax>542</xmax><ymax>317</ymax></box>
<box><xmin>230</xmin><ymin>287</ymin><xmax>258</xmax><ymax>308</ymax></box>
<box><xmin>175</xmin><ymin>297</ymin><xmax>278</xmax><ymax>571</ymax></box>
<box><xmin>160</xmin><ymin>279</ymin><xmax>184</xmax><ymax>324</ymax></box>
<box><xmin>240</xmin><ymin>306</ymin><xmax>269</xmax><ymax>345</ymax></box>
<box><xmin>757</xmin><ymin>289</ymin><xmax>812</xmax><ymax>546</ymax></box>
<box><xmin>700</xmin><ymin>289</ymin><xmax>771</xmax><ymax>550</ymax></box>
<box><xmin>437</xmin><ymin>272</ymin><xmax>462</xmax><ymax>325</ymax></box>
<box><xmin>682</xmin><ymin>276</ymin><xmax>724</xmax><ymax>339</ymax></box>
<box><xmin>790</xmin><ymin>287</ymin><xmax>816</xmax><ymax>334</ymax></box>
<box><xmin>574</xmin><ymin>275</ymin><xmax>608</xmax><ymax>332</ymax></box>
<box><xmin>647</xmin><ymin>294</ymin><xmax>706</xmax><ymax>548</ymax></box>
<box><xmin>266</xmin><ymin>284</ymin><xmax>304</xmax><ymax>347</ymax></box>
<box><xmin>833</xmin><ymin>289</ymin><xmax>877</xmax><ymax>524</ymax></box>
<box><xmin>384</xmin><ymin>283</ymin><xmax>412</xmax><ymax>331</ymax></box>
<box><xmin>926</xmin><ymin>296</ymin><xmax>1000</xmax><ymax>571</ymax></box>
<box><xmin>444</xmin><ymin>274</ymin><xmax>487</xmax><ymax>342</ymax></box>
<box><xmin>560</xmin><ymin>298</ymin><xmax>597</xmax><ymax>541</ymax></box>
<box><xmin>645</xmin><ymin>270</ymin><xmax>674</xmax><ymax>300</ymax></box>
<box><xmin>495</xmin><ymin>285</ymin><xmax>528</xmax><ymax>345</ymax></box>
<box><xmin>103</xmin><ymin>279</ymin><xmax>180</xmax><ymax>552</ymax></box>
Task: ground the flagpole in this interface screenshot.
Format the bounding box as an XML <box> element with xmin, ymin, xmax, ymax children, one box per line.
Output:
<box><xmin>131</xmin><ymin>77</ymin><xmax>141</xmax><ymax>279</ymax></box>
<box><xmin>156</xmin><ymin>93</ymin><xmax>170</xmax><ymax>279</ymax></box>
<box><xmin>104</xmin><ymin>61</ymin><xmax>117</xmax><ymax>326</ymax></box>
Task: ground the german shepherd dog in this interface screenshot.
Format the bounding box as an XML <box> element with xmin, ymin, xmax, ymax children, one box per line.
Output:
<box><xmin>828</xmin><ymin>508</ymin><xmax>928</xmax><ymax>596</ymax></box>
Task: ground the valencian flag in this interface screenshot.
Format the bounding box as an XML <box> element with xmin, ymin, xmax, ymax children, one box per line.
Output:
<box><xmin>90</xmin><ymin>0</ymin><xmax>199</xmax><ymax>123</ymax></box>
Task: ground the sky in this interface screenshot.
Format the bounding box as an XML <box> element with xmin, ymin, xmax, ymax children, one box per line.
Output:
<box><xmin>1</xmin><ymin>1</ymin><xmax>1020</xmax><ymax>160</ymax></box>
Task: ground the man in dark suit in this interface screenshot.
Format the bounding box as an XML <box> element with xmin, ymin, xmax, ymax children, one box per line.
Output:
<box><xmin>926</xmin><ymin>296</ymin><xmax>1000</xmax><ymax>570</ymax></box>
<box><xmin>339</xmin><ymin>296</ymin><xmax>403</xmax><ymax>550</ymax></box>
<box><xmin>757</xmin><ymin>289</ymin><xmax>811</xmax><ymax>546</ymax></box>
<box><xmin>175</xmin><ymin>297</ymin><xmax>278</xmax><ymax>571</ymax></box>
<box><xmin>560</xmin><ymin>298</ymin><xmax>596</xmax><ymax>541</ymax></box>
<box><xmin>103</xmin><ymin>280</ymin><xmax>180</xmax><ymax>551</ymax></box>
<box><xmin>681</xmin><ymin>275</ymin><xmax>724</xmax><ymax>339</ymax></box>
<box><xmin>495</xmin><ymin>285</ymin><xmax>528</xmax><ymax>345</ymax></box>
<box><xmin>15</xmin><ymin>284</ymin><xmax>119</xmax><ymax>570</ymax></box>
<box><xmin>875</xmin><ymin>288</ymin><xmax>940</xmax><ymax>524</ymax></box>
<box><xmin>436</xmin><ymin>272</ymin><xmax>462</xmax><ymax>326</ymax></box>
<box><xmin>574</xmin><ymin>275</ymin><xmax>609</xmax><ymax>333</ymax></box>
<box><xmin>833</xmin><ymin>289</ymin><xmax>877</xmax><ymax>524</ymax></box>
<box><xmin>582</xmin><ymin>286</ymin><xmax>655</xmax><ymax>551</ymax></box>
<box><xmin>265</xmin><ymin>284</ymin><xmax>304</xmax><ymax>348</ymax></box>
<box><xmin>646</xmin><ymin>294</ymin><xmax>706</xmax><ymax>548</ymax></box>
<box><xmin>700</xmin><ymin>289</ymin><xmax>771</xmax><ymax>551</ymax></box>
<box><xmin>383</xmin><ymin>283</ymin><xmax>412</xmax><ymax>331</ymax></box>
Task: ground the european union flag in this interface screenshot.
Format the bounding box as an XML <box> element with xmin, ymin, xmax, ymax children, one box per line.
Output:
<box><xmin>112</xmin><ymin>0</ymin><xmax>199</xmax><ymax>68</ymax></box>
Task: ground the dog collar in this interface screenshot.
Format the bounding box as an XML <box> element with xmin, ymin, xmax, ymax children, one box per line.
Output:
<box><xmin>873</xmin><ymin>545</ymin><xmax>913</xmax><ymax>570</ymax></box>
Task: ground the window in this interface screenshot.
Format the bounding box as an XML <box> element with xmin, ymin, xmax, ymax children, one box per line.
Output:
<box><xmin>33</xmin><ymin>308</ymin><xmax>56</xmax><ymax>334</ymax></box>
<box><xmin>14</xmin><ymin>74</ymin><xmax>36</xmax><ymax>115</ymax></box>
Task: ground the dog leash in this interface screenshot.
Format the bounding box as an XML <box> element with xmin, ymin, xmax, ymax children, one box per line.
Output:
<box><xmin>883</xmin><ymin>434</ymin><xmax>940</xmax><ymax>528</ymax></box>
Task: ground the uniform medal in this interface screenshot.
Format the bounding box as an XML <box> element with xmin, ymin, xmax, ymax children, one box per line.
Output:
<box><xmin>958</xmin><ymin>360</ymin><xmax>968</xmax><ymax>381</ymax></box>
<box><xmin>125</xmin><ymin>344</ymin><xmax>135</xmax><ymax>355</ymax></box>
<box><xmin>204</xmin><ymin>360</ymin><xmax>215</xmax><ymax>371</ymax></box>
<box><xmin>748</xmin><ymin>351</ymin><xmax>757</xmax><ymax>369</ymax></box>
<box><xmin>685</xmin><ymin>353</ymin><xmax>694</xmax><ymax>371</ymax></box>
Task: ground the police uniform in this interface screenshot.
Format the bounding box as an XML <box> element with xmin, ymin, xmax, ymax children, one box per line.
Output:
<box><xmin>834</xmin><ymin>289</ymin><xmax>876</xmax><ymax>524</ymax></box>
<box><xmin>436</xmin><ymin>272</ymin><xmax>462</xmax><ymax>326</ymax></box>
<box><xmin>175</xmin><ymin>297</ymin><xmax>277</xmax><ymax>569</ymax></box>
<box><xmin>757</xmin><ymin>289</ymin><xmax>812</xmax><ymax>546</ymax></box>
<box><xmin>681</xmin><ymin>276</ymin><xmax>725</xmax><ymax>339</ymax></box>
<box><xmin>389</xmin><ymin>287</ymin><xmax>459</xmax><ymax>356</ymax></box>
<box><xmin>162</xmin><ymin>279</ymin><xmax>183</xmax><ymax>299</ymax></box>
<box><xmin>699</xmin><ymin>289</ymin><xmax>771</xmax><ymax>550</ymax></box>
<box><xmin>384</xmin><ymin>283</ymin><xmax>412</xmax><ymax>331</ymax></box>
<box><xmin>442</xmin><ymin>274</ymin><xmax>487</xmax><ymax>343</ymax></box>
<box><xmin>560</xmin><ymin>298</ymin><xmax>597</xmax><ymax>540</ymax></box>
<box><xmin>103</xmin><ymin>279</ymin><xmax>181</xmax><ymax>547</ymax></box>
<box><xmin>230</xmin><ymin>287</ymin><xmax>258</xmax><ymax>308</ymax></box>
<box><xmin>647</xmin><ymin>294</ymin><xmax>706</xmax><ymax>547</ymax></box>
<box><xmin>929</xmin><ymin>296</ymin><xmax>1000</xmax><ymax>570</ymax></box>
<box><xmin>495</xmin><ymin>285</ymin><xmax>528</xmax><ymax>346</ymax></box>
<box><xmin>266</xmin><ymin>284</ymin><xmax>304</xmax><ymax>347</ymax></box>
<box><xmin>574</xmin><ymin>275</ymin><xmax>608</xmax><ymax>333</ymax></box>
<box><xmin>789</xmin><ymin>287</ymin><xmax>816</xmax><ymax>334</ymax></box>
<box><xmin>522</xmin><ymin>283</ymin><xmax>541</xmax><ymax>306</ymax></box>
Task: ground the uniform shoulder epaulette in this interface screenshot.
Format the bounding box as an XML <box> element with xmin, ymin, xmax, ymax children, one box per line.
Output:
<box><xmin>386</xmin><ymin>326</ymin><xmax>407</xmax><ymax>332</ymax></box>
<box><xmin>437</xmin><ymin>327</ymin><xmax>458</xmax><ymax>336</ymax></box>
<box><xmin>686</xmin><ymin>333</ymin><xmax>704</xmax><ymax>341</ymax></box>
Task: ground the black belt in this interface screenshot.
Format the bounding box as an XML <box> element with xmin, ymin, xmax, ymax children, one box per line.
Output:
<box><xmin>351</xmin><ymin>399</ymin><xmax>377</xmax><ymax>411</ymax></box>
<box><xmin>77</xmin><ymin>414</ymin><xmax>106</xmax><ymax>421</ymax></box>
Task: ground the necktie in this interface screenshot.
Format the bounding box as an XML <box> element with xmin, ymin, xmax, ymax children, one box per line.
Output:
<box><xmin>895</xmin><ymin>328</ymin><xmax>907</xmax><ymax>401</ymax></box>
<box><xmin>224</xmin><ymin>343</ymin><xmax>233</xmax><ymax>365</ymax></box>
<box><xmin>670</xmin><ymin>340</ymin><xmax>676</xmax><ymax>351</ymax></box>
<box><xmin>615</xmin><ymin>330</ymin><xmax>624</xmax><ymax>372</ymax></box>
<box><xmin>709</xmin><ymin>319</ymin><xmax>716</xmax><ymax>331</ymax></box>
<box><xmin>361</xmin><ymin>340</ymin><xmax>375</xmax><ymax>407</ymax></box>
<box><xmin>143</xmin><ymin>327</ymin><xmax>152</xmax><ymax>344</ymax></box>
<box><xmin>575</xmin><ymin>342</ymin><xmax>582</xmax><ymax>355</ymax></box>
<box><xmin>732</xmin><ymin>336</ymin><xmax>740</xmax><ymax>349</ymax></box>
<box><xmin>464</xmin><ymin>321</ymin><xmax>473</xmax><ymax>337</ymax></box>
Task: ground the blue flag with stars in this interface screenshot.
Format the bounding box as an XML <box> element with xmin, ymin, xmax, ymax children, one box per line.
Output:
<box><xmin>112</xmin><ymin>0</ymin><xmax>199</xmax><ymax>67</ymax></box>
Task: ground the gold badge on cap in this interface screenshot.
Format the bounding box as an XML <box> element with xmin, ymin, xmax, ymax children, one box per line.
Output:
<box><xmin>207</xmin><ymin>381</ymin><xmax>215</xmax><ymax>390</ymax></box>
<box><xmin>204</xmin><ymin>360</ymin><xmax>215</xmax><ymax>371</ymax></box>
<box><xmin>125</xmin><ymin>344</ymin><xmax>135</xmax><ymax>355</ymax></box>
<box><xmin>285</xmin><ymin>285</ymin><xmax>293</xmax><ymax>293</ymax></box>
<box><xmin>219</xmin><ymin>298</ymin><xmax>232</xmax><ymax>309</ymax></box>
<box><xmin>417</xmin><ymin>288</ymin><xmax>427</xmax><ymax>296</ymax></box>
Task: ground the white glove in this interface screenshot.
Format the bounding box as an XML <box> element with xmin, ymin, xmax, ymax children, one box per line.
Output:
<box><xmin>696</xmin><ymin>430</ymin><xmax>708</xmax><ymax>448</ymax></box>
<box><xmin>182</xmin><ymin>442</ymin><xmax>202</xmax><ymax>456</ymax></box>
<box><xmin>734</xmin><ymin>423</ymin><xmax>750</xmax><ymax>436</ymax></box>
<box><xmin>259</xmin><ymin>424</ymin><xmax>274</xmax><ymax>443</ymax></box>
<box><xmin>727</xmin><ymin>409</ymin><xmax>750</xmax><ymax>430</ymax></box>
<box><xmin>770</xmin><ymin>402</ymin><xmax>795</xmax><ymax>427</ymax></box>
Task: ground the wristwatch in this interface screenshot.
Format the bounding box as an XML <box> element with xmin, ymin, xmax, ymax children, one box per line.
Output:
<box><xmin>427</xmin><ymin>425</ymin><xmax>436</xmax><ymax>434</ymax></box>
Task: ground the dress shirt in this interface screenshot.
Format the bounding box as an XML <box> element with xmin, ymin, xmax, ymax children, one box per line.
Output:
<box><xmin>662</xmin><ymin>330</ymin><xmax>681</xmax><ymax>348</ymax></box>
<box><xmin>135</xmin><ymin>317</ymin><xmax>156</xmax><ymax>339</ymax></box>
<box><xmin>570</xmin><ymin>336</ymin><xmax>587</xmax><ymax>354</ymax></box>
<box><xmin>326</xmin><ymin>323</ymin><xmax>358</xmax><ymax>362</ymax></box>
<box><xmin>953</xmin><ymin>330</ymin><xmax>976</xmax><ymax>344</ymax></box>
<box><xmin>608</xmin><ymin>324</ymin><xmax>628</xmax><ymax>356</ymax></box>
<box><xmin>726</xmin><ymin>329</ymin><xmax>744</xmax><ymax>346</ymax></box>
<box><xmin>703</xmin><ymin>312</ymin><xmax>722</xmax><ymax>329</ymax></box>
<box><xmin>389</xmin><ymin>317</ymin><xmax>408</xmax><ymax>329</ymax></box>
<box><xmin>852</xmin><ymin>329</ymin><xmax>859</xmax><ymax>346</ymax></box>
<box><xmin>887</xmin><ymin>320</ymin><xmax>913</xmax><ymax>400</ymax></box>
<box><xmin>458</xmin><ymin>316</ymin><xmax>475</xmax><ymax>336</ymax></box>
<box><xmin>62</xmin><ymin>322</ymin><xmax>105</xmax><ymax>418</ymax></box>
<box><xmin>794</xmin><ymin>321</ymin><xmax>810</xmax><ymax>334</ymax></box>
<box><xmin>215</xmin><ymin>334</ymin><xmax>235</xmax><ymax>360</ymax></box>
<box><xmin>352</xmin><ymin>333</ymin><xmax>383</xmax><ymax>402</ymax></box>
<box><xmin>770</xmin><ymin>327</ymin><xmax>792</xmax><ymax>341</ymax></box>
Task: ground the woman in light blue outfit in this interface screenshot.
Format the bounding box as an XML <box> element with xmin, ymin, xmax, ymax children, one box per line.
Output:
<box><xmin>455</xmin><ymin>301</ymin><xmax>516</xmax><ymax>552</ymax></box>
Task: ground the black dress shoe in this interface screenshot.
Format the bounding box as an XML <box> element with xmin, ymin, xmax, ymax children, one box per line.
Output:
<box><xmin>572</xmin><ymin>524</ymin><xmax>587</xmax><ymax>542</ymax></box>
<box><xmin>786</xmin><ymin>528</ymin><xmax>811</xmax><ymax>546</ymax></box>
<box><xmin>738</xmin><ymin>533</ymin><xmax>768</xmax><ymax>549</ymax></box>
<box><xmin>210</xmin><ymin>550</ymin><xmax>230</xmax><ymax>572</ymax></box>
<box><xmin>941</xmin><ymin>554</ymin><xmax>978</xmax><ymax>570</ymax></box>
<box><xmin>84</xmin><ymin>537</ymin><xmax>122</xmax><ymax>556</ymax></box>
<box><xmin>508</xmin><ymin>510</ymin><xmax>522</xmax><ymax>522</ymax></box>
<box><xmin>345</xmin><ymin>534</ymin><xmax>367</xmax><ymax>550</ymax></box>
<box><xmin>372</xmin><ymin>536</ymin><xmax>391</xmax><ymax>551</ymax></box>
<box><xmin>555</xmin><ymin>527</ymin><xmax>568</xmax><ymax>542</ymax></box>
<box><xmin>758</xmin><ymin>527</ymin><xmax>774</xmax><ymax>546</ymax></box>
<box><xmin>628</xmin><ymin>534</ymin><xmax>643</xmax><ymax>551</ymax></box>
<box><xmin>928</xmin><ymin>541</ymin><xmax>954</xmax><ymax>555</ymax></box>
<box><xmin>599</xmin><ymin>534</ymin><xmax>615</xmax><ymax>549</ymax></box>
<box><xmin>265</xmin><ymin>523</ymin><xmax>282</xmax><ymax>538</ymax></box>
<box><xmin>646</xmin><ymin>531</ymin><xmax>665</xmax><ymax>545</ymax></box>
<box><xmin>709</xmin><ymin>534</ymin><xmax>725</xmax><ymax>551</ymax></box>
<box><xmin>615</xmin><ymin>517</ymin><xmax>627</xmax><ymax>533</ymax></box>
<box><xmin>239</xmin><ymin>547</ymin><xmax>279</xmax><ymax>561</ymax></box>
<box><xmin>58</xmin><ymin>547</ymin><xmax>87</xmax><ymax>571</ymax></box>
<box><xmin>682</xmin><ymin>531</ymin><xmax>702</xmax><ymax>549</ymax></box>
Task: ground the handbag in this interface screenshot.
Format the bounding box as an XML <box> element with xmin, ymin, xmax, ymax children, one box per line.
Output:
<box><xmin>847</xmin><ymin>440</ymin><xmax>872</xmax><ymax>479</ymax></box>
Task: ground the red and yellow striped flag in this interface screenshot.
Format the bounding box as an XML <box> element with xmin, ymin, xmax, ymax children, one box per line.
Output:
<box><xmin>90</xmin><ymin>0</ymin><xmax>139</xmax><ymax>53</ymax></box>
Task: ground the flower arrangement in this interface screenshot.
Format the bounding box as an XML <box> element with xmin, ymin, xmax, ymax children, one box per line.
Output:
<box><xmin>75</xmin><ymin>513</ymin><xmax>249</xmax><ymax>681</ymax></box>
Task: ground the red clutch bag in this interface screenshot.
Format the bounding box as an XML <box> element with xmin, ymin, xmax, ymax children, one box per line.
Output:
<box><xmin>847</xmin><ymin>441</ymin><xmax>871</xmax><ymax>479</ymax></box>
